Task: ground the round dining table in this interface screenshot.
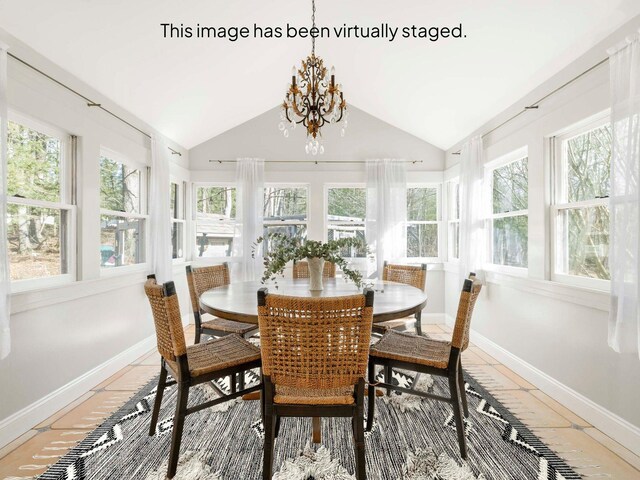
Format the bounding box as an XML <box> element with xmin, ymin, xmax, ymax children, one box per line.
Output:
<box><xmin>199</xmin><ymin>277</ymin><xmax>427</xmax><ymax>444</ymax></box>
<box><xmin>199</xmin><ymin>278</ymin><xmax>428</xmax><ymax>325</ymax></box>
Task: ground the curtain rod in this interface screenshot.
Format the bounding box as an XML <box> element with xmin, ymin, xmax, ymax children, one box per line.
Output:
<box><xmin>451</xmin><ymin>56</ymin><xmax>610</xmax><ymax>155</ymax></box>
<box><xmin>7</xmin><ymin>52</ymin><xmax>183</xmax><ymax>157</ymax></box>
<box><xmin>209</xmin><ymin>159</ymin><xmax>424</xmax><ymax>164</ymax></box>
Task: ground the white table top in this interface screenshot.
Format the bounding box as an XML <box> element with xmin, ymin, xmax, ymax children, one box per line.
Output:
<box><xmin>199</xmin><ymin>278</ymin><xmax>428</xmax><ymax>325</ymax></box>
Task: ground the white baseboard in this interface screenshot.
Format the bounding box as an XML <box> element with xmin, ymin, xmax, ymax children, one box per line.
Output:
<box><xmin>445</xmin><ymin>315</ymin><xmax>640</xmax><ymax>457</ymax></box>
<box><xmin>0</xmin><ymin>314</ymin><xmax>191</xmax><ymax>449</ymax></box>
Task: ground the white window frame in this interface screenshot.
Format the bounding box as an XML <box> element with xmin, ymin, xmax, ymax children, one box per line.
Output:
<box><xmin>405</xmin><ymin>183</ymin><xmax>442</xmax><ymax>263</ymax></box>
<box><xmin>7</xmin><ymin>112</ymin><xmax>77</xmax><ymax>292</ymax></box>
<box><xmin>446</xmin><ymin>178</ymin><xmax>460</xmax><ymax>262</ymax></box>
<box><xmin>192</xmin><ymin>182</ymin><xmax>237</xmax><ymax>263</ymax></box>
<box><xmin>263</xmin><ymin>184</ymin><xmax>309</xmax><ymax>243</ymax></box>
<box><xmin>99</xmin><ymin>147</ymin><xmax>149</xmax><ymax>275</ymax></box>
<box><xmin>484</xmin><ymin>147</ymin><xmax>529</xmax><ymax>275</ymax></box>
<box><xmin>170</xmin><ymin>179</ymin><xmax>187</xmax><ymax>263</ymax></box>
<box><xmin>325</xmin><ymin>184</ymin><xmax>367</xmax><ymax>262</ymax></box>
<box><xmin>550</xmin><ymin>113</ymin><xmax>611</xmax><ymax>290</ymax></box>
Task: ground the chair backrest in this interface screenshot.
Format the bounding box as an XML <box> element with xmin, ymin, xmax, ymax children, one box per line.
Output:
<box><xmin>144</xmin><ymin>276</ymin><xmax>187</xmax><ymax>362</ymax></box>
<box><xmin>185</xmin><ymin>263</ymin><xmax>230</xmax><ymax>314</ymax></box>
<box><xmin>382</xmin><ymin>262</ymin><xmax>427</xmax><ymax>292</ymax></box>
<box><xmin>257</xmin><ymin>289</ymin><xmax>374</xmax><ymax>391</ymax></box>
<box><xmin>292</xmin><ymin>260</ymin><xmax>336</xmax><ymax>279</ymax></box>
<box><xmin>451</xmin><ymin>276</ymin><xmax>482</xmax><ymax>351</ymax></box>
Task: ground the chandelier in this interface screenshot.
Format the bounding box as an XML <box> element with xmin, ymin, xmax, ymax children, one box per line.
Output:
<box><xmin>279</xmin><ymin>0</ymin><xmax>348</xmax><ymax>155</ymax></box>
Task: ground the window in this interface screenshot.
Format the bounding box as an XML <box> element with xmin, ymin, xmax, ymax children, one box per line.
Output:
<box><xmin>171</xmin><ymin>181</ymin><xmax>186</xmax><ymax>260</ymax></box>
<box><xmin>194</xmin><ymin>185</ymin><xmax>236</xmax><ymax>258</ymax></box>
<box><xmin>406</xmin><ymin>186</ymin><xmax>440</xmax><ymax>259</ymax></box>
<box><xmin>6</xmin><ymin>116</ymin><xmax>75</xmax><ymax>286</ymax></box>
<box><xmin>327</xmin><ymin>187</ymin><xmax>367</xmax><ymax>257</ymax></box>
<box><xmin>487</xmin><ymin>152</ymin><xmax>528</xmax><ymax>268</ymax></box>
<box><xmin>263</xmin><ymin>186</ymin><xmax>308</xmax><ymax>252</ymax></box>
<box><xmin>447</xmin><ymin>179</ymin><xmax>460</xmax><ymax>260</ymax></box>
<box><xmin>99</xmin><ymin>150</ymin><xmax>147</xmax><ymax>269</ymax></box>
<box><xmin>553</xmin><ymin>118</ymin><xmax>611</xmax><ymax>284</ymax></box>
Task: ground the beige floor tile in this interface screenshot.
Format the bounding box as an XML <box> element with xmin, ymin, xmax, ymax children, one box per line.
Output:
<box><xmin>461</xmin><ymin>349</ymin><xmax>488</xmax><ymax>365</ymax></box>
<box><xmin>530</xmin><ymin>390</ymin><xmax>590</xmax><ymax>427</ymax></box>
<box><xmin>92</xmin><ymin>365</ymin><xmax>133</xmax><ymax>390</ymax></box>
<box><xmin>51</xmin><ymin>391</ymin><xmax>133</xmax><ymax>430</ymax></box>
<box><xmin>420</xmin><ymin>324</ymin><xmax>447</xmax><ymax>334</ymax></box>
<box><xmin>493</xmin><ymin>364</ymin><xmax>536</xmax><ymax>390</ymax></box>
<box><xmin>34</xmin><ymin>392</ymin><xmax>95</xmax><ymax>429</ymax></box>
<box><xmin>0</xmin><ymin>430</ymin><xmax>38</xmax><ymax>460</ymax></box>
<box><xmin>531</xmin><ymin>427</ymin><xmax>640</xmax><ymax>479</ymax></box>
<box><xmin>0</xmin><ymin>429</ymin><xmax>89</xmax><ymax>479</ymax></box>
<box><xmin>138</xmin><ymin>350</ymin><xmax>162</xmax><ymax>366</ymax></box>
<box><xmin>584</xmin><ymin>427</ymin><xmax>640</xmax><ymax>471</ymax></box>
<box><xmin>467</xmin><ymin>346</ymin><xmax>500</xmax><ymax>364</ymax></box>
<box><xmin>464</xmin><ymin>364</ymin><xmax>521</xmax><ymax>390</ymax></box>
<box><xmin>104</xmin><ymin>365</ymin><xmax>159</xmax><ymax>391</ymax></box>
<box><xmin>491</xmin><ymin>389</ymin><xmax>572</xmax><ymax>428</ymax></box>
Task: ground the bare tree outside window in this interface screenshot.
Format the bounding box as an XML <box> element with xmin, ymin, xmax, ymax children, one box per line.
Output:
<box><xmin>407</xmin><ymin>187</ymin><xmax>439</xmax><ymax>258</ymax></box>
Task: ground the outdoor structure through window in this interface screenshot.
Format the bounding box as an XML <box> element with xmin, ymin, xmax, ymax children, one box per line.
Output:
<box><xmin>99</xmin><ymin>149</ymin><xmax>147</xmax><ymax>269</ymax></box>
<box><xmin>194</xmin><ymin>185</ymin><xmax>236</xmax><ymax>258</ymax></box>
<box><xmin>326</xmin><ymin>187</ymin><xmax>367</xmax><ymax>258</ymax></box>
<box><xmin>262</xmin><ymin>186</ymin><xmax>308</xmax><ymax>254</ymax></box>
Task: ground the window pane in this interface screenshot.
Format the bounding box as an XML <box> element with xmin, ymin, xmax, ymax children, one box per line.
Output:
<box><xmin>196</xmin><ymin>186</ymin><xmax>236</xmax><ymax>219</ymax></box>
<box><xmin>328</xmin><ymin>188</ymin><xmax>366</xmax><ymax>220</ymax></box>
<box><xmin>7</xmin><ymin>204</ymin><xmax>67</xmax><ymax>280</ymax></box>
<box><xmin>449</xmin><ymin>182</ymin><xmax>460</xmax><ymax>220</ymax></box>
<box><xmin>407</xmin><ymin>223</ymin><xmax>438</xmax><ymax>257</ymax></box>
<box><xmin>100</xmin><ymin>215</ymin><xmax>145</xmax><ymax>267</ymax></box>
<box><xmin>171</xmin><ymin>221</ymin><xmax>183</xmax><ymax>259</ymax></box>
<box><xmin>492</xmin><ymin>215</ymin><xmax>528</xmax><ymax>267</ymax></box>
<box><xmin>262</xmin><ymin>224</ymin><xmax>307</xmax><ymax>255</ymax></box>
<box><xmin>264</xmin><ymin>187</ymin><xmax>307</xmax><ymax>221</ymax></box>
<box><xmin>7</xmin><ymin>121</ymin><xmax>61</xmax><ymax>202</ymax></box>
<box><xmin>195</xmin><ymin>219</ymin><xmax>233</xmax><ymax>257</ymax></box>
<box><xmin>170</xmin><ymin>182</ymin><xmax>178</xmax><ymax>219</ymax></box>
<box><xmin>565</xmin><ymin>124</ymin><xmax>611</xmax><ymax>202</ymax></box>
<box><xmin>449</xmin><ymin>222</ymin><xmax>460</xmax><ymax>259</ymax></box>
<box><xmin>407</xmin><ymin>188</ymin><xmax>437</xmax><ymax>221</ymax></box>
<box><xmin>493</xmin><ymin>157</ymin><xmax>528</xmax><ymax>214</ymax></box>
<box><xmin>559</xmin><ymin>206</ymin><xmax>609</xmax><ymax>279</ymax></box>
<box><xmin>327</xmin><ymin>224</ymin><xmax>366</xmax><ymax>257</ymax></box>
<box><xmin>100</xmin><ymin>156</ymin><xmax>141</xmax><ymax>214</ymax></box>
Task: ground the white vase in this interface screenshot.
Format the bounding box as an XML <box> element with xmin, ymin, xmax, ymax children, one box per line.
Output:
<box><xmin>307</xmin><ymin>257</ymin><xmax>325</xmax><ymax>291</ymax></box>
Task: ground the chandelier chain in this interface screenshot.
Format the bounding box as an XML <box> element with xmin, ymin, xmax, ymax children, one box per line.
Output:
<box><xmin>311</xmin><ymin>0</ymin><xmax>316</xmax><ymax>56</ymax></box>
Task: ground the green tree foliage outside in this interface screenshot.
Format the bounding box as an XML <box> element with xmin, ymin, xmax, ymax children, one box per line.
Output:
<box><xmin>407</xmin><ymin>187</ymin><xmax>438</xmax><ymax>258</ymax></box>
<box><xmin>6</xmin><ymin>122</ymin><xmax>64</xmax><ymax>280</ymax></box>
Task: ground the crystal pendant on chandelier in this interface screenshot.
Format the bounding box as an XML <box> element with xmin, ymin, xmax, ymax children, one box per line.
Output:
<box><xmin>280</xmin><ymin>0</ymin><xmax>347</xmax><ymax>154</ymax></box>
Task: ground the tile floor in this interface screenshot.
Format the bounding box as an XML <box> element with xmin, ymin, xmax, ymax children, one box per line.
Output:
<box><xmin>1</xmin><ymin>323</ymin><xmax>639</xmax><ymax>479</ymax></box>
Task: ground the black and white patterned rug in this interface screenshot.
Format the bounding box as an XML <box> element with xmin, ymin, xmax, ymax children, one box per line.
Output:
<box><xmin>37</xmin><ymin>368</ymin><xmax>580</xmax><ymax>480</ymax></box>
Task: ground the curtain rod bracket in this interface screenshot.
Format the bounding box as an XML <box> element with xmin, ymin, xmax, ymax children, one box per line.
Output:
<box><xmin>524</xmin><ymin>105</ymin><xmax>539</xmax><ymax>110</ymax></box>
<box><xmin>87</xmin><ymin>102</ymin><xmax>101</xmax><ymax>107</ymax></box>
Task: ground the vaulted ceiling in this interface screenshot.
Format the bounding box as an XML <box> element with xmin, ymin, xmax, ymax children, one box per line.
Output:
<box><xmin>1</xmin><ymin>0</ymin><xmax>639</xmax><ymax>150</ymax></box>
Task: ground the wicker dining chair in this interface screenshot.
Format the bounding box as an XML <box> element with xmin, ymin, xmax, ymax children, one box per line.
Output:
<box><xmin>292</xmin><ymin>259</ymin><xmax>336</xmax><ymax>279</ymax></box>
<box><xmin>257</xmin><ymin>288</ymin><xmax>374</xmax><ymax>480</ymax></box>
<box><xmin>144</xmin><ymin>275</ymin><xmax>262</xmax><ymax>479</ymax></box>
<box><xmin>366</xmin><ymin>275</ymin><xmax>481</xmax><ymax>459</ymax></box>
<box><xmin>186</xmin><ymin>264</ymin><xmax>258</xmax><ymax>344</ymax></box>
<box><xmin>374</xmin><ymin>262</ymin><xmax>427</xmax><ymax>335</ymax></box>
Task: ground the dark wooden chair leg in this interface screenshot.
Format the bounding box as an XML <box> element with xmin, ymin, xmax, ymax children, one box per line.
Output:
<box><xmin>415</xmin><ymin>310</ymin><xmax>423</xmax><ymax>336</ymax></box>
<box><xmin>448</xmin><ymin>371</ymin><xmax>468</xmax><ymax>459</ymax></box>
<box><xmin>458</xmin><ymin>364</ymin><xmax>469</xmax><ymax>417</ymax></box>
<box><xmin>149</xmin><ymin>363</ymin><xmax>168</xmax><ymax>436</ymax></box>
<box><xmin>366</xmin><ymin>362</ymin><xmax>376</xmax><ymax>431</ymax></box>
<box><xmin>274</xmin><ymin>414</ymin><xmax>281</xmax><ymax>438</ymax></box>
<box><xmin>194</xmin><ymin>311</ymin><xmax>202</xmax><ymax>344</ymax></box>
<box><xmin>238</xmin><ymin>369</ymin><xmax>245</xmax><ymax>391</ymax></box>
<box><xmin>167</xmin><ymin>382</ymin><xmax>190</xmax><ymax>479</ymax></box>
<box><xmin>354</xmin><ymin>380</ymin><xmax>366</xmax><ymax>480</ymax></box>
<box><xmin>230</xmin><ymin>374</ymin><xmax>236</xmax><ymax>394</ymax></box>
<box><xmin>385</xmin><ymin>365</ymin><xmax>393</xmax><ymax>396</ymax></box>
<box><xmin>263</xmin><ymin>410</ymin><xmax>275</xmax><ymax>479</ymax></box>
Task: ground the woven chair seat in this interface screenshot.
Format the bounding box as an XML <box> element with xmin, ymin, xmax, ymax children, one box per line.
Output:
<box><xmin>201</xmin><ymin>317</ymin><xmax>257</xmax><ymax>335</ymax></box>
<box><xmin>370</xmin><ymin>330</ymin><xmax>450</xmax><ymax>369</ymax></box>
<box><xmin>167</xmin><ymin>334</ymin><xmax>260</xmax><ymax>377</ymax></box>
<box><xmin>274</xmin><ymin>385</ymin><xmax>355</xmax><ymax>405</ymax></box>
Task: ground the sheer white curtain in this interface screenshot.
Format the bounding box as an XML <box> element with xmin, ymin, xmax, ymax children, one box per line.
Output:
<box><xmin>608</xmin><ymin>33</ymin><xmax>640</xmax><ymax>358</ymax></box>
<box><xmin>234</xmin><ymin>158</ymin><xmax>264</xmax><ymax>281</ymax></box>
<box><xmin>458</xmin><ymin>136</ymin><xmax>485</xmax><ymax>284</ymax></box>
<box><xmin>0</xmin><ymin>43</ymin><xmax>10</xmax><ymax>359</ymax></box>
<box><xmin>150</xmin><ymin>134</ymin><xmax>172</xmax><ymax>283</ymax></box>
<box><xmin>366</xmin><ymin>159</ymin><xmax>407</xmax><ymax>277</ymax></box>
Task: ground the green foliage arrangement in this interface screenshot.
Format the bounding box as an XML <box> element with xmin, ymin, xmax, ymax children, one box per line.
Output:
<box><xmin>252</xmin><ymin>233</ymin><xmax>367</xmax><ymax>287</ymax></box>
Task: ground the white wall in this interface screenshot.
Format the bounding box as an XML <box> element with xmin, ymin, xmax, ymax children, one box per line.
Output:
<box><xmin>0</xmin><ymin>29</ymin><xmax>191</xmax><ymax>445</ymax></box>
<box><xmin>443</xmin><ymin>16</ymin><xmax>640</xmax><ymax>452</ymax></box>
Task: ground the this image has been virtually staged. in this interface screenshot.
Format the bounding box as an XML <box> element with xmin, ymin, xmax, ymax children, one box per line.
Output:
<box><xmin>0</xmin><ymin>1</ymin><xmax>639</xmax><ymax>480</ymax></box>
